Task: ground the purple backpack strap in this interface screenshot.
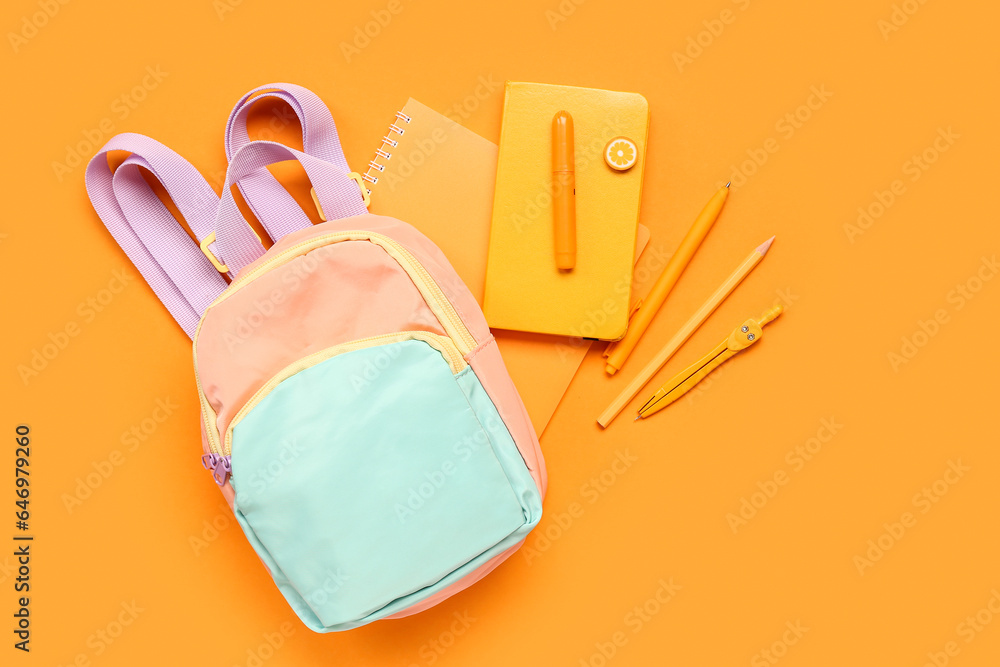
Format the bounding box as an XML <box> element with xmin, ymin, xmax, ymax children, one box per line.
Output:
<box><xmin>84</xmin><ymin>84</ymin><xmax>369</xmax><ymax>332</ymax></box>
<box><xmin>214</xmin><ymin>140</ymin><xmax>368</xmax><ymax>275</ymax></box>
<box><xmin>219</xmin><ymin>83</ymin><xmax>368</xmax><ymax>271</ymax></box>
<box><xmin>84</xmin><ymin>133</ymin><xmax>230</xmax><ymax>338</ymax></box>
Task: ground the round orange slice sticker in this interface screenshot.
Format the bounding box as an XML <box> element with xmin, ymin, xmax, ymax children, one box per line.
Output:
<box><xmin>604</xmin><ymin>136</ymin><xmax>638</xmax><ymax>171</ymax></box>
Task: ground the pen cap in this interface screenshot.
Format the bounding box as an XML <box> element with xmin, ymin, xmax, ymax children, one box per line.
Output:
<box><xmin>552</xmin><ymin>111</ymin><xmax>575</xmax><ymax>172</ymax></box>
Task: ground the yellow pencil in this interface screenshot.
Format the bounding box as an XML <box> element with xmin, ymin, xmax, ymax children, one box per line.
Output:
<box><xmin>597</xmin><ymin>236</ymin><xmax>774</xmax><ymax>428</ymax></box>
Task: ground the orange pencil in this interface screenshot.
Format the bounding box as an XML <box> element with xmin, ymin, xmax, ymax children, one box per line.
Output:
<box><xmin>605</xmin><ymin>183</ymin><xmax>730</xmax><ymax>374</ymax></box>
<box><xmin>552</xmin><ymin>110</ymin><xmax>576</xmax><ymax>270</ymax></box>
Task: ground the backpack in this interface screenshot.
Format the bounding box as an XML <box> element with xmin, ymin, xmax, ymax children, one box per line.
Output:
<box><xmin>84</xmin><ymin>83</ymin><xmax>546</xmax><ymax>632</ymax></box>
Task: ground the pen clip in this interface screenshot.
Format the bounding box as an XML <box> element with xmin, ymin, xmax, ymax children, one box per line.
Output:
<box><xmin>604</xmin><ymin>299</ymin><xmax>644</xmax><ymax>358</ymax></box>
<box><xmin>628</xmin><ymin>298</ymin><xmax>644</xmax><ymax>321</ymax></box>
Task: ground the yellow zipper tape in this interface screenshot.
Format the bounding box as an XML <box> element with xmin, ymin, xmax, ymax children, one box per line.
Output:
<box><xmin>222</xmin><ymin>331</ymin><xmax>465</xmax><ymax>456</ymax></box>
<box><xmin>193</xmin><ymin>230</ymin><xmax>479</xmax><ymax>457</ymax></box>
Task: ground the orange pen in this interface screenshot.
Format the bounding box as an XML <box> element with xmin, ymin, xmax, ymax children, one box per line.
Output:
<box><xmin>552</xmin><ymin>110</ymin><xmax>576</xmax><ymax>270</ymax></box>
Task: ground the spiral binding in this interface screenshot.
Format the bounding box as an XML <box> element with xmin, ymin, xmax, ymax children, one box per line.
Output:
<box><xmin>362</xmin><ymin>110</ymin><xmax>412</xmax><ymax>194</ymax></box>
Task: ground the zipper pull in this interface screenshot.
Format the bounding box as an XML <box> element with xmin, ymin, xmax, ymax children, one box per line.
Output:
<box><xmin>200</xmin><ymin>453</ymin><xmax>232</xmax><ymax>486</ymax></box>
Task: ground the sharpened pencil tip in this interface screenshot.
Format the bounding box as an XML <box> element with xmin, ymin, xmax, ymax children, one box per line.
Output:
<box><xmin>756</xmin><ymin>235</ymin><xmax>775</xmax><ymax>255</ymax></box>
<box><xmin>725</xmin><ymin>181</ymin><xmax>731</xmax><ymax>188</ymax></box>
<box><xmin>634</xmin><ymin>415</ymin><xmax>641</xmax><ymax>421</ymax></box>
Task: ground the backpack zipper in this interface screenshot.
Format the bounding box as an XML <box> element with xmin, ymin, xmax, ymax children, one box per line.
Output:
<box><xmin>202</xmin><ymin>230</ymin><xmax>476</xmax><ymax>351</ymax></box>
<box><xmin>193</xmin><ymin>232</ymin><xmax>479</xmax><ymax>460</ymax></box>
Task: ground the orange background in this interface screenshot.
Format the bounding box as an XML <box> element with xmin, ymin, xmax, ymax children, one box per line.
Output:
<box><xmin>4</xmin><ymin>0</ymin><xmax>999</xmax><ymax>665</ymax></box>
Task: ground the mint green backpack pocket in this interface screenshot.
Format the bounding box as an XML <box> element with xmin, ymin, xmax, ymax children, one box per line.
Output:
<box><xmin>228</xmin><ymin>336</ymin><xmax>542</xmax><ymax>631</ymax></box>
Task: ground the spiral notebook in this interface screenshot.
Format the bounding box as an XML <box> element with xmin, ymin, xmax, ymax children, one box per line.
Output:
<box><xmin>362</xmin><ymin>98</ymin><xmax>649</xmax><ymax>435</ymax></box>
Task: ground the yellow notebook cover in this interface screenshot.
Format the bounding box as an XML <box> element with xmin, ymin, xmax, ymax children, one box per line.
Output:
<box><xmin>484</xmin><ymin>81</ymin><xmax>650</xmax><ymax>340</ymax></box>
<box><xmin>364</xmin><ymin>98</ymin><xmax>649</xmax><ymax>435</ymax></box>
